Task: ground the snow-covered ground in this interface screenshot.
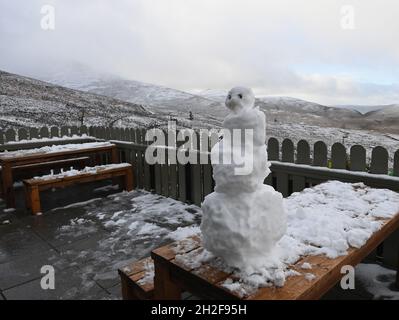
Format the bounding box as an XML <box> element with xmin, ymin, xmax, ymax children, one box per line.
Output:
<box><xmin>46</xmin><ymin>181</ymin><xmax>399</xmax><ymax>299</ymax></box>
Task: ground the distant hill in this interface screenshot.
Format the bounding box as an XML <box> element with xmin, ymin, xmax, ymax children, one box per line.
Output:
<box><xmin>0</xmin><ymin>70</ymin><xmax>156</xmax><ymax>129</ymax></box>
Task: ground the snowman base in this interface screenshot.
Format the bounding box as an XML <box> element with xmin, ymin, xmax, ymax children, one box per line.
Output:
<box><xmin>200</xmin><ymin>184</ymin><xmax>286</xmax><ymax>271</ymax></box>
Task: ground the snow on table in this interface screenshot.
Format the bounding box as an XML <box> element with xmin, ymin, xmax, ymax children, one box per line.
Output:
<box><xmin>30</xmin><ymin>163</ymin><xmax>131</xmax><ymax>181</ymax></box>
<box><xmin>172</xmin><ymin>181</ymin><xmax>399</xmax><ymax>297</ymax></box>
<box><xmin>4</xmin><ymin>134</ymin><xmax>92</xmax><ymax>145</ymax></box>
<box><xmin>0</xmin><ymin>141</ymin><xmax>114</xmax><ymax>159</ymax></box>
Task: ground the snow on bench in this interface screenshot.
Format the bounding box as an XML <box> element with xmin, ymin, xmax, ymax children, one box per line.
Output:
<box><xmin>0</xmin><ymin>141</ymin><xmax>114</xmax><ymax>159</ymax></box>
<box><xmin>24</xmin><ymin>163</ymin><xmax>133</xmax><ymax>215</ymax></box>
<box><xmin>119</xmin><ymin>181</ymin><xmax>399</xmax><ymax>300</ymax></box>
<box><xmin>4</xmin><ymin>134</ymin><xmax>92</xmax><ymax>145</ymax></box>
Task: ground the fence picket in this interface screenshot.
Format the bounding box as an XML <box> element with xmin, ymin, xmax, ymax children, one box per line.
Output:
<box><xmin>18</xmin><ymin>128</ymin><xmax>28</xmax><ymax>141</ymax></box>
<box><xmin>282</xmin><ymin>139</ymin><xmax>294</xmax><ymax>163</ymax></box>
<box><xmin>394</xmin><ymin>150</ymin><xmax>399</xmax><ymax>177</ymax></box>
<box><xmin>297</xmin><ymin>140</ymin><xmax>311</xmax><ymax>165</ymax></box>
<box><xmin>5</xmin><ymin>129</ymin><xmax>16</xmax><ymax>143</ymax></box>
<box><xmin>39</xmin><ymin>127</ymin><xmax>49</xmax><ymax>138</ymax></box>
<box><xmin>79</xmin><ymin>125</ymin><xmax>87</xmax><ymax>135</ymax></box>
<box><xmin>60</xmin><ymin>126</ymin><xmax>69</xmax><ymax>137</ymax></box>
<box><xmin>370</xmin><ymin>146</ymin><xmax>389</xmax><ymax>174</ymax></box>
<box><xmin>50</xmin><ymin>126</ymin><xmax>59</xmax><ymax>138</ymax></box>
<box><xmin>267</xmin><ymin>138</ymin><xmax>279</xmax><ymax>161</ymax></box>
<box><xmin>331</xmin><ymin>143</ymin><xmax>347</xmax><ymax>169</ymax></box>
<box><xmin>29</xmin><ymin>127</ymin><xmax>39</xmax><ymax>140</ymax></box>
<box><xmin>313</xmin><ymin>141</ymin><xmax>328</xmax><ymax>167</ymax></box>
<box><xmin>70</xmin><ymin>126</ymin><xmax>78</xmax><ymax>136</ymax></box>
<box><xmin>350</xmin><ymin>145</ymin><xmax>366</xmax><ymax>171</ymax></box>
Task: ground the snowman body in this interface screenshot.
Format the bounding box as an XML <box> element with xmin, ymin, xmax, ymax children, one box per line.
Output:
<box><xmin>200</xmin><ymin>87</ymin><xmax>287</xmax><ymax>271</ymax></box>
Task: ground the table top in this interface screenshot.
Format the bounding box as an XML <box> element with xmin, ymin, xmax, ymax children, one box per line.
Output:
<box><xmin>0</xmin><ymin>142</ymin><xmax>115</xmax><ymax>163</ymax></box>
<box><xmin>152</xmin><ymin>211</ymin><xmax>399</xmax><ymax>299</ymax></box>
<box><xmin>151</xmin><ymin>181</ymin><xmax>399</xmax><ymax>299</ymax></box>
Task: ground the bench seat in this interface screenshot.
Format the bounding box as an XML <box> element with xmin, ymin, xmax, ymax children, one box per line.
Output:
<box><xmin>118</xmin><ymin>257</ymin><xmax>155</xmax><ymax>300</ymax></box>
<box><xmin>23</xmin><ymin>163</ymin><xmax>133</xmax><ymax>214</ymax></box>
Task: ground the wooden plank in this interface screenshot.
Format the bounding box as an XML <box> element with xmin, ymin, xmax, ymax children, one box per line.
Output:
<box><xmin>60</xmin><ymin>126</ymin><xmax>69</xmax><ymax>137</ymax></box>
<box><xmin>161</xmin><ymin>147</ymin><xmax>169</xmax><ymax>197</ymax></box>
<box><xmin>331</xmin><ymin>143</ymin><xmax>347</xmax><ymax>169</ymax></box>
<box><xmin>296</xmin><ymin>140</ymin><xmax>310</xmax><ymax>165</ymax></box>
<box><xmin>70</xmin><ymin>126</ymin><xmax>78</xmax><ymax>136</ymax></box>
<box><xmin>190</xmin><ymin>162</ymin><xmax>202</xmax><ymax>206</ymax></box>
<box><xmin>154</xmin><ymin>163</ymin><xmax>162</xmax><ymax>195</ymax></box>
<box><xmin>27</xmin><ymin>185</ymin><xmax>41</xmax><ymax>215</ymax></box>
<box><xmin>292</xmin><ymin>175</ymin><xmax>306</xmax><ymax>193</ymax></box>
<box><xmin>169</xmin><ymin>164</ymin><xmax>178</xmax><ymax>199</ymax></box>
<box><xmin>18</xmin><ymin>128</ymin><xmax>28</xmax><ymax>141</ymax></box>
<box><xmin>5</xmin><ymin>129</ymin><xmax>16</xmax><ymax>143</ymax></box>
<box><xmin>79</xmin><ymin>125</ymin><xmax>88</xmax><ymax>135</ymax></box>
<box><xmin>50</xmin><ymin>126</ymin><xmax>59</xmax><ymax>138</ymax></box>
<box><xmin>202</xmin><ymin>162</ymin><xmax>213</xmax><ymax>198</ymax></box>
<box><xmin>178</xmin><ymin>163</ymin><xmax>187</xmax><ymax>202</ymax></box>
<box><xmin>136</xmin><ymin>150</ymin><xmax>144</xmax><ymax>189</ymax></box>
<box><xmin>350</xmin><ymin>145</ymin><xmax>366</xmax><ymax>171</ymax></box>
<box><xmin>143</xmin><ymin>160</ymin><xmax>152</xmax><ymax>191</ymax></box>
<box><xmin>282</xmin><ymin>139</ymin><xmax>294</xmax><ymax>163</ymax></box>
<box><xmin>313</xmin><ymin>141</ymin><xmax>327</xmax><ymax>167</ymax></box>
<box><xmin>120</xmin><ymin>257</ymin><xmax>154</xmax><ymax>277</ymax></box>
<box><xmin>0</xmin><ymin>145</ymin><xmax>116</xmax><ymax>164</ymax></box>
<box><xmin>39</xmin><ymin>127</ymin><xmax>49</xmax><ymax>138</ymax></box>
<box><xmin>276</xmin><ymin>172</ymin><xmax>289</xmax><ymax>197</ymax></box>
<box><xmin>154</xmin><ymin>260</ymin><xmax>181</xmax><ymax>299</ymax></box>
<box><xmin>370</xmin><ymin>146</ymin><xmax>389</xmax><ymax>174</ymax></box>
<box><xmin>29</xmin><ymin>127</ymin><xmax>39</xmax><ymax>139</ymax></box>
<box><xmin>267</xmin><ymin>138</ymin><xmax>279</xmax><ymax>161</ymax></box>
<box><xmin>394</xmin><ymin>150</ymin><xmax>399</xmax><ymax>177</ymax></box>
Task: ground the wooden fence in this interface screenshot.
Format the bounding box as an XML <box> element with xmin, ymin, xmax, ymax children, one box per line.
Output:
<box><xmin>1</xmin><ymin>126</ymin><xmax>399</xmax><ymax>175</ymax></box>
<box><xmin>1</xmin><ymin>125</ymin><xmax>399</xmax><ymax>267</ymax></box>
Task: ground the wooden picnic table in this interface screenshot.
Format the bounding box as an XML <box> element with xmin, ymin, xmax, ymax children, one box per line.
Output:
<box><xmin>0</xmin><ymin>143</ymin><xmax>118</xmax><ymax>208</ymax></box>
<box><xmin>150</xmin><ymin>212</ymin><xmax>399</xmax><ymax>300</ymax></box>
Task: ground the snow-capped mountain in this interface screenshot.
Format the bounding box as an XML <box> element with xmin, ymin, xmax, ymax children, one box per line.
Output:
<box><xmin>1</xmin><ymin>69</ymin><xmax>399</xmax><ymax>163</ymax></box>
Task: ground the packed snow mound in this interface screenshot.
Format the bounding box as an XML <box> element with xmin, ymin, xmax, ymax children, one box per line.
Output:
<box><xmin>192</xmin><ymin>181</ymin><xmax>399</xmax><ymax>296</ymax></box>
<box><xmin>201</xmin><ymin>86</ymin><xmax>287</xmax><ymax>272</ymax></box>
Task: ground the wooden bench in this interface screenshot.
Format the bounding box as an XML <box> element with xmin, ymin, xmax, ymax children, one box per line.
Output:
<box><xmin>119</xmin><ymin>211</ymin><xmax>399</xmax><ymax>300</ymax></box>
<box><xmin>0</xmin><ymin>143</ymin><xmax>118</xmax><ymax>208</ymax></box>
<box><xmin>118</xmin><ymin>257</ymin><xmax>155</xmax><ymax>300</ymax></box>
<box><xmin>23</xmin><ymin>163</ymin><xmax>133</xmax><ymax>215</ymax></box>
<box><xmin>0</xmin><ymin>157</ymin><xmax>90</xmax><ymax>196</ymax></box>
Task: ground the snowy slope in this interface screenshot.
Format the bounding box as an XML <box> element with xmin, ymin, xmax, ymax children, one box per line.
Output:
<box><xmin>0</xmin><ymin>70</ymin><xmax>159</xmax><ymax>129</ymax></box>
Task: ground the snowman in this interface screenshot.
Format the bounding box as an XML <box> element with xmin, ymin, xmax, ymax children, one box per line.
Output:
<box><xmin>200</xmin><ymin>87</ymin><xmax>287</xmax><ymax>273</ymax></box>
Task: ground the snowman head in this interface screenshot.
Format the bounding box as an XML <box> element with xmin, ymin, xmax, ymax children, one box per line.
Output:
<box><xmin>225</xmin><ymin>87</ymin><xmax>255</xmax><ymax>113</ymax></box>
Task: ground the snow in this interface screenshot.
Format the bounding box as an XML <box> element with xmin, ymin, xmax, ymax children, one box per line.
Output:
<box><xmin>304</xmin><ymin>273</ymin><xmax>316</xmax><ymax>281</ymax></box>
<box><xmin>30</xmin><ymin>163</ymin><xmax>131</xmax><ymax>181</ymax></box>
<box><xmin>301</xmin><ymin>262</ymin><xmax>312</xmax><ymax>270</ymax></box>
<box><xmin>52</xmin><ymin>189</ymin><xmax>201</xmax><ymax>289</ymax></box>
<box><xmin>22</xmin><ymin>179</ymin><xmax>398</xmax><ymax>299</ymax></box>
<box><xmin>0</xmin><ymin>141</ymin><xmax>114</xmax><ymax>158</ymax></box>
<box><xmin>201</xmin><ymin>87</ymin><xmax>287</xmax><ymax>272</ymax></box>
<box><xmin>5</xmin><ymin>134</ymin><xmax>92</xmax><ymax>145</ymax></box>
<box><xmin>356</xmin><ymin>263</ymin><xmax>399</xmax><ymax>300</ymax></box>
<box><xmin>183</xmin><ymin>181</ymin><xmax>399</xmax><ymax>297</ymax></box>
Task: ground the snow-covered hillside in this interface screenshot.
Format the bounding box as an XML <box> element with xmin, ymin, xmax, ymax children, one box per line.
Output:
<box><xmin>0</xmin><ymin>70</ymin><xmax>223</xmax><ymax>130</ymax></box>
<box><xmin>1</xmin><ymin>69</ymin><xmax>398</xmax><ymax>159</ymax></box>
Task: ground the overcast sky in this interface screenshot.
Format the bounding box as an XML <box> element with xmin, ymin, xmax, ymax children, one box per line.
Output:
<box><xmin>1</xmin><ymin>0</ymin><xmax>398</xmax><ymax>105</ymax></box>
